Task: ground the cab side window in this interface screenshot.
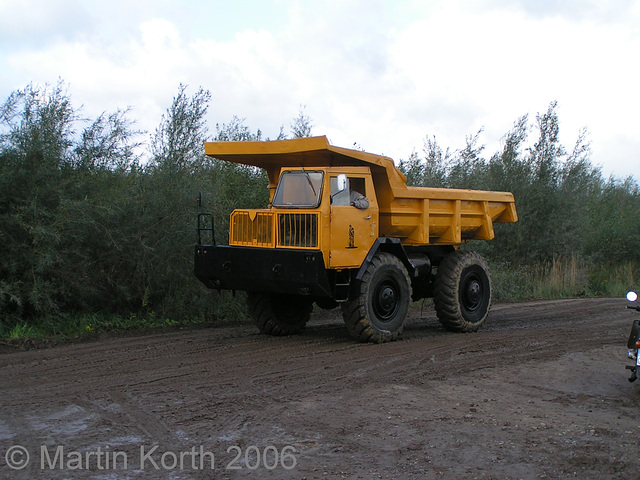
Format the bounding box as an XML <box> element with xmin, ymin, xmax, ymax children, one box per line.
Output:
<box><xmin>330</xmin><ymin>176</ymin><xmax>351</xmax><ymax>206</ymax></box>
<box><xmin>349</xmin><ymin>178</ymin><xmax>366</xmax><ymax>198</ymax></box>
<box><xmin>330</xmin><ymin>176</ymin><xmax>369</xmax><ymax>208</ymax></box>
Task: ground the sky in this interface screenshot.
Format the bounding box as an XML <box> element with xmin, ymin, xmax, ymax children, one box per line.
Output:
<box><xmin>0</xmin><ymin>0</ymin><xmax>638</xmax><ymax>179</ymax></box>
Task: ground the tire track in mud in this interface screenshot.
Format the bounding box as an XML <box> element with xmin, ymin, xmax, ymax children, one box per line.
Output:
<box><xmin>11</xmin><ymin>298</ymin><xmax>616</xmax><ymax>404</ymax></box>
<box><xmin>1</xmin><ymin>297</ymin><xmax>637</xmax><ymax>480</ymax></box>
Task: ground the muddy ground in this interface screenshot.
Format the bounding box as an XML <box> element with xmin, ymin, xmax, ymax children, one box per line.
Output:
<box><xmin>1</xmin><ymin>298</ymin><xmax>639</xmax><ymax>479</ymax></box>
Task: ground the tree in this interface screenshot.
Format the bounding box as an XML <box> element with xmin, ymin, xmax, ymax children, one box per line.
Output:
<box><xmin>151</xmin><ymin>83</ymin><xmax>211</xmax><ymax>172</ymax></box>
<box><xmin>290</xmin><ymin>105</ymin><xmax>313</xmax><ymax>138</ymax></box>
<box><xmin>398</xmin><ymin>135</ymin><xmax>449</xmax><ymax>188</ymax></box>
<box><xmin>447</xmin><ymin>129</ymin><xmax>486</xmax><ymax>189</ymax></box>
<box><xmin>0</xmin><ymin>81</ymin><xmax>77</xmax><ymax>322</ymax></box>
<box><xmin>399</xmin><ymin>151</ymin><xmax>423</xmax><ymax>186</ymax></box>
<box><xmin>3</xmin><ymin>80</ymin><xmax>636</xmax><ymax>333</ymax></box>
<box><xmin>422</xmin><ymin>135</ymin><xmax>450</xmax><ymax>188</ymax></box>
<box><xmin>585</xmin><ymin>176</ymin><xmax>640</xmax><ymax>264</ymax></box>
<box><xmin>72</xmin><ymin>109</ymin><xmax>141</xmax><ymax>171</ymax></box>
<box><xmin>214</xmin><ymin>115</ymin><xmax>262</xmax><ymax>142</ymax></box>
<box><xmin>530</xmin><ymin>101</ymin><xmax>565</xmax><ymax>187</ymax></box>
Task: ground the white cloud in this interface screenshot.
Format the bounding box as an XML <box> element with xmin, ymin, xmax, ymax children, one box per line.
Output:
<box><xmin>0</xmin><ymin>0</ymin><xmax>638</xmax><ymax>178</ymax></box>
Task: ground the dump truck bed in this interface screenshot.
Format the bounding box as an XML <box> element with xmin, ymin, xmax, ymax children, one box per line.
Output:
<box><xmin>204</xmin><ymin>136</ymin><xmax>517</xmax><ymax>245</ymax></box>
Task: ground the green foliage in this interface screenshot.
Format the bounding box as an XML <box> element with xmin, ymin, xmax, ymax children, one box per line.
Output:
<box><xmin>399</xmin><ymin>101</ymin><xmax>639</xmax><ymax>300</ymax></box>
<box><xmin>489</xmin><ymin>256</ymin><xmax>634</xmax><ymax>301</ymax></box>
<box><xmin>151</xmin><ymin>83</ymin><xmax>211</xmax><ymax>172</ymax></box>
<box><xmin>0</xmin><ymin>81</ymin><xmax>271</xmax><ymax>337</ymax></box>
<box><xmin>1</xmin><ymin>83</ymin><xmax>638</xmax><ymax>340</ymax></box>
<box><xmin>214</xmin><ymin>115</ymin><xmax>263</xmax><ymax>142</ymax></box>
<box><xmin>73</xmin><ymin>109</ymin><xmax>142</xmax><ymax>171</ymax></box>
<box><xmin>585</xmin><ymin>176</ymin><xmax>640</xmax><ymax>264</ymax></box>
<box><xmin>0</xmin><ymin>81</ymin><xmax>78</xmax><ymax>323</ymax></box>
<box><xmin>400</xmin><ymin>101</ymin><xmax>636</xmax><ymax>268</ymax></box>
<box><xmin>398</xmin><ymin>136</ymin><xmax>449</xmax><ymax>188</ymax></box>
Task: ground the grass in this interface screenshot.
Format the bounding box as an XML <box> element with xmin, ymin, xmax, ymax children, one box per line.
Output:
<box><xmin>6</xmin><ymin>322</ymin><xmax>37</xmax><ymax>340</ymax></box>
<box><xmin>491</xmin><ymin>256</ymin><xmax>635</xmax><ymax>301</ymax></box>
<box><xmin>1</xmin><ymin>312</ymin><xmax>196</xmax><ymax>344</ymax></box>
<box><xmin>0</xmin><ymin>290</ymin><xmax>249</xmax><ymax>344</ymax></box>
<box><xmin>532</xmin><ymin>254</ymin><xmax>586</xmax><ymax>298</ymax></box>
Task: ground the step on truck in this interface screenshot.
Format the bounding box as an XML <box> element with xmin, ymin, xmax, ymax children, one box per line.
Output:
<box><xmin>195</xmin><ymin>136</ymin><xmax>517</xmax><ymax>343</ymax></box>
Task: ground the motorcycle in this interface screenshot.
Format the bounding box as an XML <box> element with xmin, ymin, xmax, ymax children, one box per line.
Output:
<box><xmin>626</xmin><ymin>291</ymin><xmax>640</xmax><ymax>382</ymax></box>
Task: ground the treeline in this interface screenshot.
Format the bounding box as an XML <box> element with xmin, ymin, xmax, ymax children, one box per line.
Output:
<box><xmin>0</xmin><ymin>82</ymin><xmax>272</xmax><ymax>335</ymax></box>
<box><xmin>0</xmin><ymin>82</ymin><xmax>638</xmax><ymax>336</ymax></box>
<box><xmin>399</xmin><ymin>102</ymin><xmax>640</xmax><ymax>298</ymax></box>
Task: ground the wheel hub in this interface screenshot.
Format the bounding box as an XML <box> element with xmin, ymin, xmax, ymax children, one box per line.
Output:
<box><xmin>380</xmin><ymin>286</ymin><xmax>396</xmax><ymax>311</ymax></box>
<box><xmin>373</xmin><ymin>282</ymin><xmax>398</xmax><ymax>321</ymax></box>
<box><xmin>467</xmin><ymin>280</ymin><xmax>481</xmax><ymax>301</ymax></box>
<box><xmin>463</xmin><ymin>278</ymin><xmax>482</xmax><ymax>310</ymax></box>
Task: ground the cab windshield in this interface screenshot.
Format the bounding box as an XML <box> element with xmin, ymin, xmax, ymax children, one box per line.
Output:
<box><xmin>272</xmin><ymin>171</ymin><xmax>324</xmax><ymax>207</ymax></box>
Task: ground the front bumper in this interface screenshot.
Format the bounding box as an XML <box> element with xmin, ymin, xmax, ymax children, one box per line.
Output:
<box><xmin>194</xmin><ymin>245</ymin><xmax>333</xmax><ymax>297</ymax></box>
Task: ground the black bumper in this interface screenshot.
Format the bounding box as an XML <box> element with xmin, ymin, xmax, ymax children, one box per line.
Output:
<box><xmin>194</xmin><ymin>245</ymin><xmax>333</xmax><ymax>297</ymax></box>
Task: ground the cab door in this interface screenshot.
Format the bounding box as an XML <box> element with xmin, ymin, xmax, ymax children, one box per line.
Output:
<box><xmin>329</xmin><ymin>174</ymin><xmax>378</xmax><ymax>269</ymax></box>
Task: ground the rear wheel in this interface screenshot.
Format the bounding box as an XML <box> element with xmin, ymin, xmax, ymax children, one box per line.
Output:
<box><xmin>247</xmin><ymin>292</ymin><xmax>312</xmax><ymax>336</ymax></box>
<box><xmin>341</xmin><ymin>253</ymin><xmax>411</xmax><ymax>343</ymax></box>
<box><xmin>433</xmin><ymin>251</ymin><xmax>491</xmax><ymax>332</ymax></box>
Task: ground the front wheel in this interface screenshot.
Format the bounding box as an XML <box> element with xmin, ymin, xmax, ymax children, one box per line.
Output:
<box><xmin>433</xmin><ymin>251</ymin><xmax>492</xmax><ymax>332</ymax></box>
<box><xmin>341</xmin><ymin>253</ymin><xmax>411</xmax><ymax>343</ymax></box>
<box><xmin>247</xmin><ymin>292</ymin><xmax>312</xmax><ymax>336</ymax></box>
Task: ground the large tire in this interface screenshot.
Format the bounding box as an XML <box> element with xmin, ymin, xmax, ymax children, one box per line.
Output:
<box><xmin>433</xmin><ymin>250</ymin><xmax>491</xmax><ymax>332</ymax></box>
<box><xmin>341</xmin><ymin>253</ymin><xmax>411</xmax><ymax>343</ymax></box>
<box><xmin>247</xmin><ymin>292</ymin><xmax>312</xmax><ymax>336</ymax></box>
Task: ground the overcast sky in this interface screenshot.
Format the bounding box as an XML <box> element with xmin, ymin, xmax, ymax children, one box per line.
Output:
<box><xmin>0</xmin><ymin>0</ymin><xmax>638</xmax><ymax>179</ymax></box>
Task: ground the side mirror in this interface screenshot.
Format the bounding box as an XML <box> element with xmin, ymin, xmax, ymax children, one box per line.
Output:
<box><xmin>336</xmin><ymin>174</ymin><xmax>347</xmax><ymax>193</ymax></box>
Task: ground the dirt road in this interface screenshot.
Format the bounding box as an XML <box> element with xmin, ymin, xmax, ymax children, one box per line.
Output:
<box><xmin>1</xmin><ymin>298</ymin><xmax>639</xmax><ymax>479</ymax></box>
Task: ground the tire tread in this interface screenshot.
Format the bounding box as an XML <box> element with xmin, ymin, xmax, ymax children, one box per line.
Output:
<box><xmin>341</xmin><ymin>252</ymin><xmax>411</xmax><ymax>343</ymax></box>
<box><xmin>433</xmin><ymin>251</ymin><xmax>491</xmax><ymax>332</ymax></box>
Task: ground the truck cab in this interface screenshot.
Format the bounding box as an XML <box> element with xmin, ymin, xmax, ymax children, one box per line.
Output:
<box><xmin>232</xmin><ymin>166</ymin><xmax>379</xmax><ymax>269</ymax></box>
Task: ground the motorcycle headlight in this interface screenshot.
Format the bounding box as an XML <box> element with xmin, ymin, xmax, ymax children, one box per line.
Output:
<box><xmin>628</xmin><ymin>349</ymin><xmax>637</xmax><ymax>359</ymax></box>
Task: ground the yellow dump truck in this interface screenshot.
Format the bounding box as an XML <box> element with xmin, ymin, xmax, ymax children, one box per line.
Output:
<box><xmin>195</xmin><ymin>136</ymin><xmax>517</xmax><ymax>342</ymax></box>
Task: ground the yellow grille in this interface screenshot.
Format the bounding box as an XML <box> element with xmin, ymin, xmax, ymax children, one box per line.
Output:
<box><xmin>229</xmin><ymin>210</ymin><xmax>275</xmax><ymax>247</ymax></box>
<box><xmin>278</xmin><ymin>213</ymin><xmax>318</xmax><ymax>248</ymax></box>
<box><xmin>229</xmin><ymin>210</ymin><xmax>319</xmax><ymax>249</ymax></box>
